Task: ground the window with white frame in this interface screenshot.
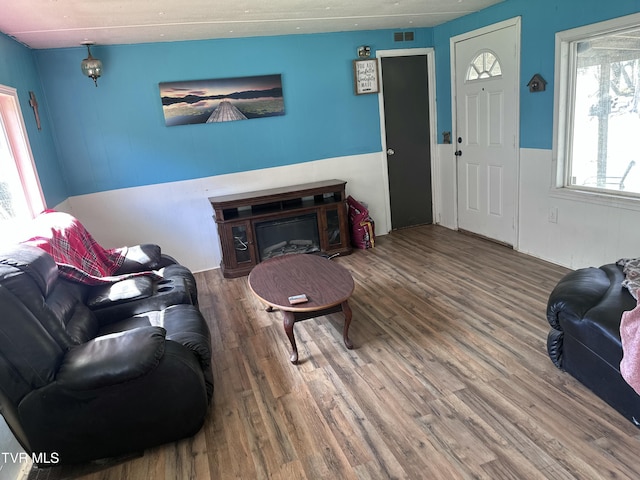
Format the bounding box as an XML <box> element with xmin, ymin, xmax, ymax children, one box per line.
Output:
<box><xmin>0</xmin><ymin>85</ymin><xmax>45</xmax><ymax>228</ymax></box>
<box><xmin>555</xmin><ymin>15</ymin><xmax>640</xmax><ymax>197</ymax></box>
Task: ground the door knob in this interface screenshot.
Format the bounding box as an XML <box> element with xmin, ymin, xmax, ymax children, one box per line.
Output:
<box><xmin>387</xmin><ymin>148</ymin><xmax>395</xmax><ymax>156</ymax></box>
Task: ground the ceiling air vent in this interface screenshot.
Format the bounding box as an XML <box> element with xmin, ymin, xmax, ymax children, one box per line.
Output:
<box><xmin>404</xmin><ymin>31</ymin><xmax>414</xmax><ymax>41</ymax></box>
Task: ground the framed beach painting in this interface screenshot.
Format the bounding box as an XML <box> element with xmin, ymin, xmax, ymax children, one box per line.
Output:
<box><xmin>159</xmin><ymin>74</ymin><xmax>284</xmax><ymax>127</ymax></box>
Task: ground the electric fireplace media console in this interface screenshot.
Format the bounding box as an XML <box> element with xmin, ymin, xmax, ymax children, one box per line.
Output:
<box><xmin>209</xmin><ymin>179</ymin><xmax>352</xmax><ymax>278</ymax></box>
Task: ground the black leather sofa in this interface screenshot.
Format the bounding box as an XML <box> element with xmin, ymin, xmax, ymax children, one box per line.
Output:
<box><xmin>546</xmin><ymin>263</ymin><xmax>640</xmax><ymax>425</ymax></box>
<box><xmin>0</xmin><ymin>244</ymin><xmax>213</xmax><ymax>465</ymax></box>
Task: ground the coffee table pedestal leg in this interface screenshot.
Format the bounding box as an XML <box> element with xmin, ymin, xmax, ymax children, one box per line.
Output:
<box><xmin>342</xmin><ymin>300</ymin><xmax>354</xmax><ymax>350</ymax></box>
<box><xmin>282</xmin><ymin>311</ymin><xmax>299</xmax><ymax>364</ymax></box>
<box><xmin>281</xmin><ymin>302</ymin><xmax>354</xmax><ymax>364</ymax></box>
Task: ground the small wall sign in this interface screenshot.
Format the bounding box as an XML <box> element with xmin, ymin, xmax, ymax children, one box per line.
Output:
<box><xmin>353</xmin><ymin>59</ymin><xmax>379</xmax><ymax>95</ymax></box>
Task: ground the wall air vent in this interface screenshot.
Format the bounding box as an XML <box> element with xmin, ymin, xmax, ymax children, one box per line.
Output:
<box><xmin>394</xmin><ymin>31</ymin><xmax>415</xmax><ymax>42</ymax></box>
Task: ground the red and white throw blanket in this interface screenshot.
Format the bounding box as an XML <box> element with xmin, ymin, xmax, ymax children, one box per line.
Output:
<box><xmin>22</xmin><ymin>210</ymin><xmax>155</xmax><ymax>285</ymax></box>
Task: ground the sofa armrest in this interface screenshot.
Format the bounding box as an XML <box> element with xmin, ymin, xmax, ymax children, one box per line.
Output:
<box><xmin>547</xmin><ymin>329</ymin><xmax>564</xmax><ymax>368</ymax></box>
<box><xmin>56</xmin><ymin>326</ymin><xmax>166</xmax><ymax>390</ymax></box>
<box><xmin>546</xmin><ymin>266</ymin><xmax>612</xmax><ymax>330</ymax></box>
<box><xmin>85</xmin><ymin>276</ymin><xmax>154</xmax><ymax>309</ymax></box>
<box><xmin>116</xmin><ymin>244</ymin><xmax>162</xmax><ymax>273</ymax></box>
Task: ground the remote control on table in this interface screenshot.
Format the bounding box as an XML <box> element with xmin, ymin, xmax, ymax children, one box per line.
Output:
<box><xmin>288</xmin><ymin>294</ymin><xmax>308</xmax><ymax>305</ymax></box>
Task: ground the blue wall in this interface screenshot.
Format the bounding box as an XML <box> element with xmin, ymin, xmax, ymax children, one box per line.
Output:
<box><xmin>8</xmin><ymin>0</ymin><xmax>640</xmax><ymax>204</ymax></box>
<box><xmin>0</xmin><ymin>33</ymin><xmax>68</xmax><ymax>206</ymax></box>
<box><xmin>34</xmin><ymin>29</ymin><xmax>431</xmax><ymax>197</ymax></box>
<box><xmin>432</xmin><ymin>0</ymin><xmax>640</xmax><ymax>150</ymax></box>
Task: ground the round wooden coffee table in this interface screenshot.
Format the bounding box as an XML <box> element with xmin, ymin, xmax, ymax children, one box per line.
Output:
<box><xmin>248</xmin><ymin>253</ymin><xmax>355</xmax><ymax>364</ymax></box>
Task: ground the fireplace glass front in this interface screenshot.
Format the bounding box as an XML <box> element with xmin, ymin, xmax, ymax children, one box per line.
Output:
<box><xmin>255</xmin><ymin>213</ymin><xmax>320</xmax><ymax>261</ymax></box>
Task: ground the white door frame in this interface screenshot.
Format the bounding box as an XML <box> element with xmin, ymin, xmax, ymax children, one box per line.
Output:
<box><xmin>376</xmin><ymin>48</ymin><xmax>438</xmax><ymax>233</ymax></box>
<box><xmin>449</xmin><ymin>17</ymin><xmax>521</xmax><ymax>248</ymax></box>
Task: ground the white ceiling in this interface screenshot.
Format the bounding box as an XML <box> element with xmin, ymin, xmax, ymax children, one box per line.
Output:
<box><xmin>0</xmin><ymin>0</ymin><xmax>504</xmax><ymax>50</ymax></box>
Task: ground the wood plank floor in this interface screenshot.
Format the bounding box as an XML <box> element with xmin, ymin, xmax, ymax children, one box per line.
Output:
<box><xmin>34</xmin><ymin>225</ymin><xmax>640</xmax><ymax>479</ymax></box>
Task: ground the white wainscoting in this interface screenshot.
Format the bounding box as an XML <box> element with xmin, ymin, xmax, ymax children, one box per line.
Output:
<box><xmin>435</xmin><ymin>143</ymin><xmax>457</xmax><ymax>229</ymax></box>
<box><xmin>518</xmin><ymin>147</ymin><xmax>640</xmax><ymax>269</ymax></box>
<box><xmin>432</xmin><ymin>146</ymin><xmax>640</xmax><ymax>270</ymax></box>
<box><xmin>63</xmin><ymin>153</ymin><xmax>391</xmax><ymax>273</ymax></box>
<box><xmin>56</xmin><ymin>146</ymin><xmax>640</xmax><ymax>274</ymax></box>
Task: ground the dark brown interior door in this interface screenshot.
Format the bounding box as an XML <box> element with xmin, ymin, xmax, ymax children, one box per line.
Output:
<box><xmin>381</xmin><ymin>55</ymin><xmax>433</xmax><ymax>229</ymax></box>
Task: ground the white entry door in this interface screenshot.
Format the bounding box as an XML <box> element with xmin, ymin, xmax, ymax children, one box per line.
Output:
<box><xmin>453</xmin><ymin>19</ymin><xmax>520</xmax><ymax>246</ymax></box>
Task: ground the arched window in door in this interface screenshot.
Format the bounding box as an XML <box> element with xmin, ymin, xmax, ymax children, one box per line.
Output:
<box><xmin>466</xmin><ymin>50</ymin><xmax>502</xmax><ymax>81</ymax></box>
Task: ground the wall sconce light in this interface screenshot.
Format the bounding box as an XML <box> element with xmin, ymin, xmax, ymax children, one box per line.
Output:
<box><xmin>357</xmin><ymin>46</ymin><xmax>371</xmax><ymax>58</ymax></box>
<box><xmin>80</xmin><ymin>42</ymin><xmax>103</xmax><ymax>87</ymax></box>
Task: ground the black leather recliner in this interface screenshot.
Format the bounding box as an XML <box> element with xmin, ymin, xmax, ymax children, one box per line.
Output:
<box><xmin>546</xmin><ymin>263</ymin><xmax>640</xmax><ymax>425</ymax></box>
<box><xmin>0</xmin><ymin>244</ymin><xmax>213</xmax><ymax>465</ymax></box>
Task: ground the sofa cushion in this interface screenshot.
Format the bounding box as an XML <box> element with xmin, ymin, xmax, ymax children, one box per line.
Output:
<box><xmin>115</xmin><ymin>244</ymin><xmax>162</xmax><ymax>274</ymax></box>
<box><xmin>0</xmin><ymin>245</ymin><xmax>59</xmax><ymax>299</ymax></box>
<box><xmin>0</xmin><ymin>245</ymin><xmax>98</xmax><ymax>349</ymax></box>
